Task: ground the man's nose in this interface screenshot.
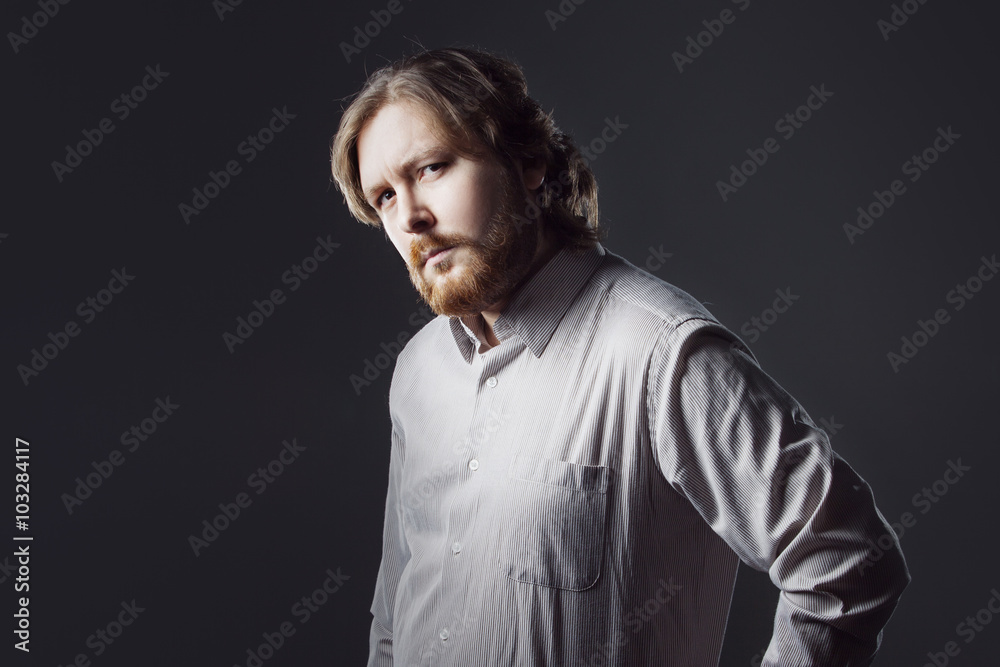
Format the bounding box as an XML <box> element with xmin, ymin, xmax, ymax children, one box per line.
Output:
<box><xmin>395</xmin><ymin>188</ymin><xmax>434</xmax><ymax>235</ymax></box>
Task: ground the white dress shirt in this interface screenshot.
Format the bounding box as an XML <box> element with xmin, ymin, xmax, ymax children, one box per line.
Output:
<box><xmin>367</xmin><ymin>242</ymin><xmax>909</xmax><ymax>666</ymax></box>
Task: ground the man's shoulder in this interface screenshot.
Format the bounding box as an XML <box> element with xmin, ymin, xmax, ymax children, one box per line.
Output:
<box><xmin>594</xmin><ymin>248</ymin><xmax>721</xmax><ymax>334</ymax></box>
<box><xmin>591</xmin><ymin>247</ymin><xmax>758</xmax><ymax>375</ymax></box>
<box><xmin>396</xmin><ymin>310</ymin><xmax>452</xmax><ymax>362</ymax></box>
<box><xmin>384</xmin><ymin>311</ymin><xmax>453</xmax><ymax>408</ymax></box>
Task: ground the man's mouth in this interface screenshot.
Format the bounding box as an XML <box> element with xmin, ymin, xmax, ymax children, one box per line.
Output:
<box><xmin>423</xmin><ymin>246</ymin><xmax>456</xmax><ymax>267</ymax></box>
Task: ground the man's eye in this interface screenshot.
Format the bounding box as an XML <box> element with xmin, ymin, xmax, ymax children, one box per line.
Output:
<box><xmin>423</xmin><ymin>162</ymin><xmax>446</xmax><ymax>175</ymax></box>
<box><xmin>376</xmin><ymin>189</ymin><xmax>394</xmax><ymax>207</ymax></box>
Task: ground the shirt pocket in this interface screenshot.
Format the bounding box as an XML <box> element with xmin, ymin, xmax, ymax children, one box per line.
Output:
<box><xmin>498</xmin><ymin>454</ymin><xmax>611</xmax><ymax>591</ymax></box>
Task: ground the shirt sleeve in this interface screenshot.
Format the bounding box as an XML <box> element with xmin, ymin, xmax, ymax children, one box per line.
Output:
<box><xmin>367</xmin><ymin>424</ymin><xmax>410</xmax><ymax>667</ymax></box>
<box><xmin>646</xmin><ymin>319</ymin><xmax>910</xmax><ymax>666</ymax></box>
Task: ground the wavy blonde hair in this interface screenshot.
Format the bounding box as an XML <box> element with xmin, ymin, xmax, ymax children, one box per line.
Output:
<box><xmin>330</xmin><ymin>47</ymin><xmax>601</xmax><ymax>248</ymax></box>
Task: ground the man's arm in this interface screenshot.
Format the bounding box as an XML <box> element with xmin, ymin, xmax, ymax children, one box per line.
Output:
<box><xmin>647</xmin><ymin>320</ymin><xmax>910</xmax><ymax>665</ymax></box>
<box><xmin>368</xmin><ymin>425</ymin><xmax>410</xmax><ymax>667</ymax></box>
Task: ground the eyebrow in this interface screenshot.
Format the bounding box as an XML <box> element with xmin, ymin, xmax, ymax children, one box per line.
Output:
<box><xmin>363</xmin><ymin>146</ymin><xmax>449</xmax><ymax>204</ymax></box>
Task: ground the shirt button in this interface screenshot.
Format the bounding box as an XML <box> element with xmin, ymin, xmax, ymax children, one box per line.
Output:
<box><xmin>440</xmin><ymin>628</ymin><xmax>450</xmax><ymax>641</ymax></box>
<box><xmin>468</xmin><ymin>459</ymin><xmax>480</xmax><ymax>471</ymax></box>
<box><xmin>452</xmin><ymin>541</ymin><xmax>462</xmax><ymax>554</ymax></box>
<box><xmin>486</xmin><ymin>376</ymin><xmax>498</xmax><ymax>388</ymax></box>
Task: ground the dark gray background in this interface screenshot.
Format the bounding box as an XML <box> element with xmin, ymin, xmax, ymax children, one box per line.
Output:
<box><xmin>3</xmin><ymin>0</ymin><xmax>998</xmax><ymax>664</ymax></box>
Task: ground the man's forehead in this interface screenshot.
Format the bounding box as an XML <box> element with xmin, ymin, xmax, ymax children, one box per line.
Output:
<box><xmin>357</xmin><ymin>103</ymin><xmax>448</xmax><ymax>189</ymax></box>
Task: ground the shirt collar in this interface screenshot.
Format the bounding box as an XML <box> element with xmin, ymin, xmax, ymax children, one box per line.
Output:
<box><xmin>448</xmin><ymin>242</ymin><xmax>606</xmax><ymax>363</ymax></box>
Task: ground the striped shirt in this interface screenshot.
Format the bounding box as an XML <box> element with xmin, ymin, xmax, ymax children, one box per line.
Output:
<box><xmin>368</xmin><ymin>242</ymin><xmax>909</xmax><ymax>666</ymax></box>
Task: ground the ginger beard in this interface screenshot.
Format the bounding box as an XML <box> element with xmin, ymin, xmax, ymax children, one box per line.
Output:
<box><xmin>405</xmin><ymin>164</ymin><xmax>540</xmax><ymax>317</ymax></box>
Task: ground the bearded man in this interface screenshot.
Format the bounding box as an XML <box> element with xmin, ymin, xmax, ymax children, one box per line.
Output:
<box><xmin>330</xmin><ymin>47</ymin><xmax>909</xmax><ymax>667</ymax></box>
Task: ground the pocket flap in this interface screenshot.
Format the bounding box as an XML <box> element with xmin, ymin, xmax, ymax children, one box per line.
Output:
<box><xmin>509</xmin><ymin>454</ymin><xmax>609</xmax><ymax>494</ymax></box>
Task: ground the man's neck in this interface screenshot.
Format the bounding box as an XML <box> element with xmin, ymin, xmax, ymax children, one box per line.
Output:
<box><xmin>474</xmin><ymin>232</ymin><xmax>561</xmax><ymax>351</ymax></box>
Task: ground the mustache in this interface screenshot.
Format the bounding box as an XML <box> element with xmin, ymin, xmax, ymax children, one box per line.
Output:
<box><xmin>409</xmin><ymin>232</ymin><xmax>472</xmax><ymax>266</ymax></box>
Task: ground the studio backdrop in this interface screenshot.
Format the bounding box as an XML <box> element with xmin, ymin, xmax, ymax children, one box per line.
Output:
<box><xmin>3</xmin><ymin>0</ymin><xmax>998</xmax><ymax>664</ymax></box>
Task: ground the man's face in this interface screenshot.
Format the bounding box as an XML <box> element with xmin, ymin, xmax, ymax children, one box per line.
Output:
<box><xmin>356</xmin><ymin>100</ymin><xmax>543</xmax><ymax>317</ymax></box>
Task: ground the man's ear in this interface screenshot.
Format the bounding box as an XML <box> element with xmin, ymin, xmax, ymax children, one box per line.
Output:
<box><xmin>520</xmin><ymin>156</ymin><xmax>546</xmax><ymax>192</ymax></box>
